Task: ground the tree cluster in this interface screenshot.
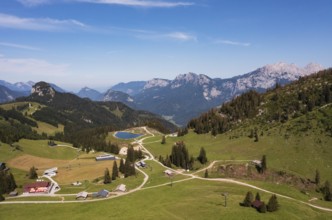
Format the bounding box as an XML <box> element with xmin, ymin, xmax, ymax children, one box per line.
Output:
<box><xmin>0</xmin><ymin>171</ymin><xmax>17</xmax><ymax>196</ymax></box>
<box><xmin>29</xmin><ymin>166</ymin><xmax>38</xmax><ymax>179</ymax></box>
<box><xmin>241</xmin><ymin>191</ymin><xmax>279</xmax><ymax>213</ymax></box>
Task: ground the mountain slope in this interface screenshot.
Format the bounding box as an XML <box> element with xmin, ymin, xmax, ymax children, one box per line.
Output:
<box><xmin>103</xmin><ymin>89</ymin><xmax>136</xmax><ymax>108</ymax></box>
<box><xmin>76</xmin><ymin>87</ymin><xmax>103</xmax><ymax>101</ymax></box>
<box><xmin>0</xmin><ymin>85</ymin><xmax>27</xmax><ymax>103</ymax></box>
<box><xmin>17</xmin><ymin>82</ymin><xmax>177</xmax><ymax>133</ymax></box>
<box><xmin>187</xmin><ymin>68</ymin><xmax>332</xmax><ymax>135</ymax></box>
<box><xmin>128</xmin><ymin>62</ymin><xmax>324</xmax><ymax>126</ymax></box>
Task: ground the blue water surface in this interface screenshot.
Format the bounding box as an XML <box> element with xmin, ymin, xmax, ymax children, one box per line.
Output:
<box><xmin>115</xmin><ymin>131</ymin><xmax>143</xmax><ymax>139</ymax></box>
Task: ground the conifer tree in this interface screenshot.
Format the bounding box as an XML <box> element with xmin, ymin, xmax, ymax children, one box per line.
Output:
<box><xmin>261</xmin><ymin>155</ymin><xmax>267</xmax><ymax>174</ymax></box>
<box><xmin>29</xmin><ymin>166</ymin><xmax>38</xmax><ymax>179</ymax></box>
<box><xmin>197</xmin><ymin>147</ymin><xmax>208</xmax><ymax>164</ymax></box>
<box><xmin>161</xmin><ymin>136</ymin><xmax>166</xmax><ymax>144</ymax></box>
<box><xmin>242</xmin><ymin>191</ymin><xmax>254</xmax><ymax>207</ymax></box>
<box><xmin>0</xmin><ymin>193</ymin><xmax>5</xmax><ymax>202</ymax></box>
<box><xmin>255</xmin><ymin>192</ymin><xmax>261</xmax><ymax>201</ymax></box>
<box><xmin>315</xmin><ymin>169</ymin><xmax>320</xmax><ymax>185</ymax></box>
<box><xmin>324</xmin><ymin>181</ymin><xmax>332</xmax><ymax>201</ymax></box>
<box><xmin>112</xmin><ymin>161</ymin><xmax>118</xmax><ymax>181</ymax></box>
<box><xmin>103</xmin><ymin>168</ymin><xmax>111</xmax><ymax>184</ymax></box>
<box><xmin>119</xmin><ymin>158</ymin><xmax>125</xmax><ymax>174</ymax></box>
<box><xmin>204</xmin><ymin>169</ymin><xmax>208</xmax><ymax>178</ymax></box>
<box><xmin>267</xmin><ymin>194</ymin><xmax>279</xmax><ymax>212</ymax></box>
<box><xmin>7</xmin><ymin>173</ymin><xmax>17</xmax><ymax>191</ymax></box>
<box><xmin>259</xmin><ymin>202</ymin><xmax>267</xmax><ymax>213</ymax></box>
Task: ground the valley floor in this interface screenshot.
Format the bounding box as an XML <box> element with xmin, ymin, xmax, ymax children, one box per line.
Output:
<box><xmin>1</xmin><ymin>127</ymin><xmax>332</xmax><ymax>220</ymax></box>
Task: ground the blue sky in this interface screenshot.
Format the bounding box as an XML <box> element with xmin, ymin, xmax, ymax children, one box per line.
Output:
<box><xmin>0</xmin><ymin>0</ymin><xmax>331</xmax><ymax>91</ymax></box>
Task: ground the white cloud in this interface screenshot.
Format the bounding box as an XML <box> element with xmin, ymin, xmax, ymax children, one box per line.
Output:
<box><xmin>0</xmin><ymin>42</ymin><xmax>41</xmax><ymax>51</ymax></box>
<box><xmin>215</xmin><ymin>39</ymin><xmax>251</xmax><ymax>47</ymax></box>
<box><xmin>0</xmin><ymin>13</ymin><xmax>86</xmax><ymax>31</ymax></box>
<box><xmin>0</xmin><ymin>56</ymin><xmax>68</xmax><ymax>76</ymax></box>
<box><xmin>166</xmin><ymin>32</ymin><xmax>197</xmax><ymax>41</ymax></box>
<box><xmin>136</xmin><ymin>31</ymin><xmax>196</xmax><ymax>42</ymax></box>
<box><xmin>74</xmin><ymin>0</ymin><xmax>194</xmax><ymax>8</ymax></box>
<box><xmin>17</xmin><ymin>0</ymin><xmax>52</xmax><ymax>7</ymax></box>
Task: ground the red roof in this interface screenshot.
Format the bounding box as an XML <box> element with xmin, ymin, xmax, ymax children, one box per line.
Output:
<box><xmin>24</xmin><ymin>182</ymin><xmax>50</xmax><ymax>192</ymax></box>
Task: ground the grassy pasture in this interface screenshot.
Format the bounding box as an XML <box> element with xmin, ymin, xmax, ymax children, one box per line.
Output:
<box><xmin>144</xmin><ymin>129</ymin><xmax>332</xmax><ymax>182</ymax></box>
<box><xmin>1</xmin><ymin>179</ymin><xmax>331</xmax><ymax>220</ymax></box>
<box><xmin>33</xmin><ymin>122</ymin><xmax>64</xmax><ymax>135</ymax></box>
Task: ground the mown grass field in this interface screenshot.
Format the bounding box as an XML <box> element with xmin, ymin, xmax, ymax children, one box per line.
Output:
<box><xmin>144</xmin><ymin>129</ymin><xmax>332</xmax><ymax>182</ymax></box>
<box><xmin>1</xmin><ymin>179</ymin><xmax>331</xmax><ymax>220</ymax></box>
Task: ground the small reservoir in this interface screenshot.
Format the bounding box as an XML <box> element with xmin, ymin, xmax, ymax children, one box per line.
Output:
<box><xmin>115</xmin><ymin>131</ymin><xmax>143</xmax><ymax>139</ymax></box>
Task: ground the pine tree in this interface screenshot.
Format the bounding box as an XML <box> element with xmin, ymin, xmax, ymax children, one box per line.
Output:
<box><xmin>324</xmin><ymin>181</ymin><xmax>332</xmax><ymax>201</ymax></box>
<box><xmin>259</xmin><ymin>202</ymin><xmax>267</xmax><ymax>213</ymax></box>
<box><xmin>204</xmin><ymin>169</ymin><xmax>208</xmax><ymax>178</ymax></box>
<box><xmin>255</xmin><ymin>192</ymin><xmax>261</xmax><ymax>201</ymax></box>
<box><xmin>161</xmin><ymin>136</ymin><xmax>166</xmax><ymax>144</ymax></box>
<box><xmin>29</xmin><ymin>166</ymin><xmax>38</xmax><ymax>179</ymax></box>
<box><xmin>0</xmin><ymin>193</ymin><xmax>5</xmax><ymax>202</ymax></box>
<box><xmin>261</xmin><ymin>155</ymin><xmax>267</xmax><ymax>174</ymax></box>
<box><xmin>103</xmin><ymin>168</ymin><xmax>111</xmax><ymax>184</ymax></box>
<box><xmin>197</xmin><ymin>147</ymin><xmax>208</xmax><ymax>164</ymax></box>
<box><xmin>242</xmin><ymin>191</ymin><xmax>254</xmax><ymax>207</ymax></box>
<box><xmin>315</xmin><ymin>169</ymin><xmax>320</xmax><ymax>185</ymax></box>
<box><xmin>7</xmin><ymin>173</ymin><xmax>17</xmax><ymax>192</ymax></box>
<box><xmin>119</xmin><ymin>159</ymin><xmax>125</xmax><ymax>174</ymax></box>
<box><xmin>267</xmin><ymin>194</ymin><xmax>279</xmax><ymax>212</ymax></box>
<box><xmin>112</xmin><ymin>161</ymin><xmax>118</xmax><ymax>181</ymax></box>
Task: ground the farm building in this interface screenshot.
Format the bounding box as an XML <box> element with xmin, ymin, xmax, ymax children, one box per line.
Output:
<box><xmin>252</xmin><ymin>200</ymin><xmax>264</xmax><ymax>210</ymax></box>
<box><xmin>115</xmin><ymin>184</ymin><xmax>126</xmax><ymax>192</ymax></box>
<box><xmin>23</xmin><ymin>181</ymin><xmax>51</xmax><ymax>194</ymax></box>
<box><xmin>44</xmin><ymin>167</ymin><xmax>58</xmax><ymax>177</ymax></box>
<box><xmin>136</xmin><ymin>161</ymin><xmax>146</xmax><ymax>168</ymax></box>
<box><xmin>76</xmin><ymin>191</ymin><xmax>88</xmax><ymax>200</ymax></box>
<box><xmin>164</xmin><ymin>170</ymin><xmax>173</xmax><ymax>176</ymax></box>
<box><xmin>0</xmin><ymin>162</ymin><xmax>7</xmax><ymax>171</ymax></box>
<box><xmin>95</xmin><ymin>154</ymin><xmax>116</xmax><ymax>161</ymax></box>
<box><xmin>93</xmin><ymin>189</ymin><xmax>110</xmax><ymax>198</ymax></box>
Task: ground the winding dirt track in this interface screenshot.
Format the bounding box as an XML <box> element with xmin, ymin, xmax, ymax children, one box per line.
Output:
<box><xmin>2</xmin><ymin>127</ymin><xmax>332</xmax><ymax>212</ymax></box>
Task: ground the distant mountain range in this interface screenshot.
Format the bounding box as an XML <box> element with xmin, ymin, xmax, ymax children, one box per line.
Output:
<box><xmin>0</xmin><ymin>62</ymin><xmax>325</xmax><ymax>126</ymax></box>
<box><xmin>108</xmin><ymin>62</ymin><xmax>324</xmax><ymax>125</ymax></box>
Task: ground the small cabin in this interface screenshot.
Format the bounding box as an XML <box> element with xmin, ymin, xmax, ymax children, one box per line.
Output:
<box><xmin>95</xmin><ymin>154</ymin><xmax>116</xmax><ymax>161</ymax></box>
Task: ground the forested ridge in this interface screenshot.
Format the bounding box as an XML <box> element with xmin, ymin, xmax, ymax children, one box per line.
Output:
<box><xmin>188</xmin><ymin>68</ymin><xmax>332</xmax><ymax>135</ymax></box>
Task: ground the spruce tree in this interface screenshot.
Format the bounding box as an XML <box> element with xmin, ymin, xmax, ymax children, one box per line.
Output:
<box><xmin>267</xmin><ymin>194</ymin><xmax>279</xmax><ymax>212</ymax></box>
<box><xmin>315</xmin><ymin>169</ymin><xmax>320</xmax><ymax>185</ymax></box>
<box><xmin>112</xmin><ymin>161</ymin><xmax>118</xmax><ymax>181</ymax></box>
<box><xmin>119</xmin><ymin>159</ymin><xmax>125</xmax><ymax>174</ymax></box>
<box><xmin>242</xmin><ymin>191</ymin><xmax>254</xmax><ymax>207</ymax></box>
<box><xmin>259</xmin><ymin>202</ymin><xmax>267</xmax><ymax>213</ymax></box>
<box><xmin>255</xmin><ymin>192</ymin><xmax>261</xmax><ymax>201</ymax></box>
<box><xmin>29</xmin><ymin>166</ymin><xmax>38</xmax><ymax>179</ymax></box>
<box><xmin>324</xmin><ymin>181</ymin><xmax>332</xmax><ymax>201</ymax></box>
<box><xmin>261</xmin><ymin>155</ymin><xmax>267</xmax><ymax>174</ymax></box>
<box><xmin>0</xmin><ymin>193</ymin><xmax>5</xmax><ymax>202</ymax></box>
<box><xmin>103</xmin><ymin>168</ymin><xmax>111</xmax><ymax>184</ymax></box>
<box><xmin>204</xmin><ymin>169</ymin><xmax>208</xmax><ymax>178</ymax></box>
<box><xmin>197</xmin><ymin>147</ymin><xmax>208</xmax><ymax>164</ymax></box>
<box><xmin>7</xmin><ymin>173</ymin><xmax>17</xmax><ymax>192</ymax></box>
<box><xmin>161</xmin><ymin>136</ymin><xmax>166</xmax><ymax>144</ymax></box>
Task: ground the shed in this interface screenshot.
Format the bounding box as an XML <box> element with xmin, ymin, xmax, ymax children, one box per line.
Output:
<box><xmin>252</xmin><ymin>200</ymin><xmax>263</xmax><ymax>209</ymax></box>
<box><xmin>95</xmin><ymin>154</ymin><xmax>116</xmax><ymax>161</ymax></box>
<box><xmin>9</xmin><ymin>191</ymin><xmax>18</xmax><ymax>197</ymax></box>
<box><xmin>76</xmin><ymin>191</ymin><xmax>88</xmax><ymax>200</ymax></box>
<box><xmin>115</xmin><ymin>184</ymin><xmax>126</xmax><ymax>192</ymax></box>
<box><xmin>164</xmin><ymin>170</ymin><xmax>173</xmax><ymax>176</ymax></box>
<box><xmin>95</xmin><ymin>189</ymin><xmax>109</xmax><ymax>198</ymax></box>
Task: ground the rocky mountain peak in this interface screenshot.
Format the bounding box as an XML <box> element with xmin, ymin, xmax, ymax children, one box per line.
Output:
<box><xmin>174</xmin><ymin>72</ymin><xmax>211</xmax><ymax>85</ymax></box>
<box><xmin>144</xmin><ymin>78</ymin><xmax>170</xmax><ymax>89</ymax></box>
<box><xmin>31</xmin><ymin>81</ymin><xmax>56</xmax><ymax>98</ymax></box>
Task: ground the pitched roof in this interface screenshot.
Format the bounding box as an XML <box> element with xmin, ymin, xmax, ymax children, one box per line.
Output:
<box><xmin>97</xmin><ymin>189</ymin><xmax>109</xmax><ymax>197</ymax></box>
<box><xmin>252</xmin><ymin>200</ymin><xmax>263</xmax><ymax>209</ymax></box>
